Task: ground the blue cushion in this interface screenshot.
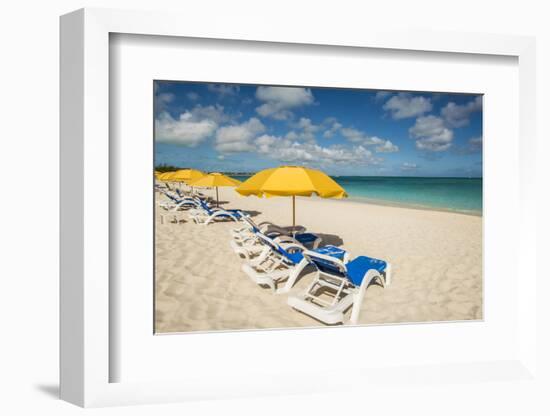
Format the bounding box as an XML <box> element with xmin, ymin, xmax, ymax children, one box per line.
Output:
<box><xmin>284</xmin><ymin>245</ymin><xmax>347</xmax><ymax>267</ymax></box>
<box><xmin>284</xmin><ymin>251</ymin><xmax>304</xmax><ymax>264</ymax></box>
<box><xmin>294</xmin><ymin>233</ymin><xmax>318</xmax><ymax>245</ymax></box>
<box><xmin>226</xmin><ymin>209</ymin><xmax>243</xmax><ymax>217</ymax></box>
<box><xmin>346</xmin><ymin>256</ymin><xmax>387</xmax><ymax>286</ymax></box>
<box><xmin>199</xmin><ymin>201</ymin><xmax>215</xmax><ymax>215</ymax></box>
<box><xmin>307</xmin><ymin>246</ymin><xmax>345</xmax><ymax>274</ymax></box>
<box><xmin>315</xmin><ymin>245</ymin><xmax>346</xmax><ymax>260</ymax></box>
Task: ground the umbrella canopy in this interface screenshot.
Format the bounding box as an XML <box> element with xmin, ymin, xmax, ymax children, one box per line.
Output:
<box><xmin>189</xmin><ymin>172</ymin><xmax>242</xmax><ymax>206</ymax></box>
<box><xmin>235</xmin><ymin>166</ymin><xmax>347</xmax><ymax>226</ymax></box>
<box><xmin>170</xmin><ymin>168</ymin><xmax>206</xmax><ymax>184</ymax></box>
<box><xmin>157</xmin><ymin>171</ymin><xmax>176</xmax><ymax>181</ymax></box>
<box><xmin>189</xmin><ymin>172</ymin><xmax>242</xmax><ymax>188</ymax></box>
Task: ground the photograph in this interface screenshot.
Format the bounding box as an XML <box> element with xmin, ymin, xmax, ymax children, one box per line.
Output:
<box><xmin>153</xmin><ymin>81</ymin><xmax>483</xmax><ymax>333</ymax></box>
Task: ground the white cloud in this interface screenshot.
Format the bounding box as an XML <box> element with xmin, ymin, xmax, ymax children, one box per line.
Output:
<box><xmin>401</xmin><ymin>162</ymin><xmax>419</xmax><ymax>171</ymax></box>
<box><xmin>323</xmin><ymin>116</ymin><xmax>338</xmax><ymax>124</ymax></box>
<box><xmin>287</xmin><ymin>117</ymin><xmax>320</xmax><ymax>142</ymax></box>
<box><xmin>375</xmin><ymin>140</ymin><xmax>399</xmax><ymax>153</ymax></box>
<box><xmin>255</xmin><ymin>86</ymin><xmax>314</xmax><ymax>120</ymax></box>
<box><xmin>285</xmin><ymin>131</ymin><xmax>299</xmax><ymax>141</ymax></box>
<box><xmin>364</xmin><ymin>136</ymin><xmax>385</xmax><ymax>145</ymax></box>
<box><xmin>383</xmin><ymin>93</ymin><xmax>432</xmax><ymax>119</ymax></box>
<box><xmin>374</xmin><ymin>91</ymin><xmax>392</xmax><ymax>101</ymax></box>
<box><xmin>441</xmin><ymin>96</ymin><xmax>482</xmax><ymax>127</ymax></box>
<box><xmin>154</xmin><ymin>92</ymin><xmax>175</xmax><ymax>113</ymax></box>
<box><xmin>409</xmin><ymin>115</ymin><xmax>454</xmax><ymax>152</ymax></box>
<box><xmin>155</xmin><ymin>104</ymin><xmax>231</xmax><ymax>146</ymax></box>
<box><xmin>256</xmin><ymin>104</ymin><xmax>292</xmax><ymax>120</ymax></box>
<box><xmin>340</xmin><ymin>127</ymin><xmax>365</xmax><ymax>143</ymax></box>
<box><xmin>295</xmin><ymin>117</ymin><xmax>319</xmax><ymax>132</ymax></box>
<box><xmin>207</xmin><ymin>84</ymin><xmax>240</xmax><ymax>97</ymax></box>
<box><xmin>254</xmin><ymin>135</ymin><xmax>379</xmax><ymax>166</ymax></box>
<box><xmin>468</xmin><ymin>136</ymin><xmax>482</xmax><ymax>150</ymax></box>
<box><xmin>340</xmin><ymin>127</ymin><xmax>399</xmax><ymax>153</ymax></box>
<box><xmin>215</xmin><ymin>117</ymin><xmax>265</xmax><ymax>153</ymax></box>
<box><xmin>155</xmin><ymin>111</ymin><xmax>217</xmax><ymax>147</ymax></box>
<box><xmin>322</xmin><ymin>118</ymin><xmax>342</xmax><ymax>138</ymax></box>
<box><xmin>188</xmin><ymin>104</ymin><xmax>230</xmax><ymax>124</ymax></box>
<box><xmin>186</xmin><ymin>92</ymin><xmax>200</xmax><ymax>101</ymax></box>
<box><xmin>255</xmin><ymin>134</ymin><xmax>279</xmax><ymax>154</ymax></box>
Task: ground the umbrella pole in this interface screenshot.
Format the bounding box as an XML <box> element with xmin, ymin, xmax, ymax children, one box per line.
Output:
<box><xmin>292</xmin><ymin>195</ymin><xmax>295</xmax><ymax>227</ymax></box>
<box><xmin>216</xmin><ymin>187</ymin><xmax>219</xmax><ymax>207</ymax></box>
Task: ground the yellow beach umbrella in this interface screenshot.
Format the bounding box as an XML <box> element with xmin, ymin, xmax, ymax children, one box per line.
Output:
<box><xmin>157</xmin><ymin>171</ymin><xmax>176</xmax><ymax>189</ymax></box>
<box><xmin>170</xmin><ymin>169</ymin><xmax>206</xmax><ymax>184</ymax></box>
<box><xmin>235</xmin><ymin>165</ymin><xmax>347</xmax><ymax>227</ymax></box>
<box><xmin>158</xmin><ymin>171</ymin><xmax>176</xmax><ymax>181</ymax></box>
<box><xmin>189</xmin><ymin>172</ymin><xmax>242</xmax><ymax>207</ymax></box>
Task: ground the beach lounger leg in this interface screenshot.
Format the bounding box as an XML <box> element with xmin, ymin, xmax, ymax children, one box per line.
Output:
<box><xmin>312</xmin><ymin>237</ymin><xmax>322</xmax><ymax>249</ymax></box>
<box><xmin>247</xmin><ymin>246</ymin><xmax>271</xmax><ymax>267</ymax></box>
<box><xmin>231</xmin><ymin>245</ymin><xmax>251</xmax><ymax>261</ymax></box>
<box><xmin>276</xmin><ymin>258</ymin><xmax>309</xmax><ymax>294</ymax></box>
<box><xmin>384</xmin><ymin>263</ymin><xmax>392</xmax><ymax>287</ymax></box>
<box><xmin>349</xmin><ymin>269</ymin><xmax>382</xmax><ymax>325</ymax></box>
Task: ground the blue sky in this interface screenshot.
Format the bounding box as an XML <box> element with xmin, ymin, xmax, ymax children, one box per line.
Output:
<box><xmin>154</xmin><ymin>81</ymin><xmax>482</xmax><ymax>177</ymax></box>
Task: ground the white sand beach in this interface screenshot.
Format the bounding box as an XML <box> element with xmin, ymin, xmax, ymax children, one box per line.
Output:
<box><xmin>155</xmin><ymin>187</ymin><xmax>482</xmax><ymax>333</ymax></box>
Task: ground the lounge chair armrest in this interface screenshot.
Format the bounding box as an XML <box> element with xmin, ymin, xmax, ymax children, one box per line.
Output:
<box><xmin>274</xmin><ymin>235</ymin><xmax>299</xmax><ymax>244</ymax></box>
<box><xmin>279</xmin><ymin>242</ymin><xmax>305</xmax><ymax>252</ymax></box>
<box><xmin>302</xmin><ymin>249</ymin><xmax>347</xmax><ymax>269</ymax></box>
<box><xmin>263</xmin><ymin>228</ymin><xmax>285</xmax><ymax>237</ymax></box>
<box><xmin>257</xmin><ymin>221</ymin><xmax>275</xmax><ymax>228</ymax></box>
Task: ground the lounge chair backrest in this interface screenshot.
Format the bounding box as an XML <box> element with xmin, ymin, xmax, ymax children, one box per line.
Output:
<box><xmin>164</xmin><ymin>192</ymin><xmax>178</xmax><ymax>202</ymax></box>
<box><xmin>198</xmin><ymin>199</ymin><xmax>214</xmax><ymax>214</ymax></box>
<box><xmin>256</xmin><ymin>233</ymin><xmax>307</xmax><ymax>266</ymax></box>
<box><xmin>302</xmin><ymin>250</ymin><xmax>347</xmax><ymax>277</ymax></box>
<box><xmin>256</xmin><ymin>232</ymin><xmax>283</xmax><ymax>254</ymax></box>
<box><xmin>241</xmin><ymin>216</ymin><xmax>260</xmax><ymax>233</ymax></box>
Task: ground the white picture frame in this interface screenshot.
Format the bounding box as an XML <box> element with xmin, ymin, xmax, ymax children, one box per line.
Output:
<box><xmin>60</xmin><ymin>7</ymin><xmax>539</xmax><ymax>408</ymax></box>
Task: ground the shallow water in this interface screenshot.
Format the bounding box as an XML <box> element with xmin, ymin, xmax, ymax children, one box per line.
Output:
<box><xmin>232</xmin><ymin>175</ymin><xmax>483</xmax><ymax>215</ymax></box>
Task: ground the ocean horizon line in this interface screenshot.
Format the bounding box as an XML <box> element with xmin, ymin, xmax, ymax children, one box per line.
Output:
<box><xmin>155</xmin><ymin>168</ymin><xmax>482</xmax><ymax>180</ymax></box>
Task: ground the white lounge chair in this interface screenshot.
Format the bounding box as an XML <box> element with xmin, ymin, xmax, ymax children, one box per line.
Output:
<box><xmin>287</xmin><ymin>250</ymin><xmax>391</xmax><ymax>325</ymax></box>
<box><xmin>231</xmin><ymin>232</ymin><xmax>312</xmax><ymax>263</ymax></box>
<box><xmin>230</xmin><ymin>220</ymin><xmax>321</xmax><ymax>264</ymax></box>
<box><xmin>231</xmin><ymin>216</ymin><xmax>306</xmax><ymax>242</ymax></box>
<box><xmin>157</xmin><ymin>190</ymin><xmax>203</xmax><ymax>211</ymax></box>
<box><xmin>240</xmin><ymin>233</ymin><xmax>348</xmax><ymax>294</ymax></box>
<box><xmin>231</xmin><ymin>216</ymin><xmax>320</xmax><ymax>255</ymax></box>
<box><xmin>189</xmin><ymin>199</ymin><xmax>245</xmax><ymax>225</ymax></box>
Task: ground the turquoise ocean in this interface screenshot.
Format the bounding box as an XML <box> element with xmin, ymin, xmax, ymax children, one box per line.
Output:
<box><xmin>232</xmin><ymin>176</ymin><xmax>483</xmax><ymax>216</ymax></box>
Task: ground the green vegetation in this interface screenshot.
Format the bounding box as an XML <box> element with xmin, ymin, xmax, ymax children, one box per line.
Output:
<box><xmin>155</xmin><ymin>164</ymin><xmax>184</xmax><ymax>173</ymax></box>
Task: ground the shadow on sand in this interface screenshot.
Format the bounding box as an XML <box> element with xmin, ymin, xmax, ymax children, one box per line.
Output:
<box><xmin>241</xmin><ymin>210</ymin><xmax>262</xmax><ymax>218</ymax></box>
<box><xmin>315</xmin><ymin>233</ymin><xmax>344</xmax><ymax>247</ymax></box>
